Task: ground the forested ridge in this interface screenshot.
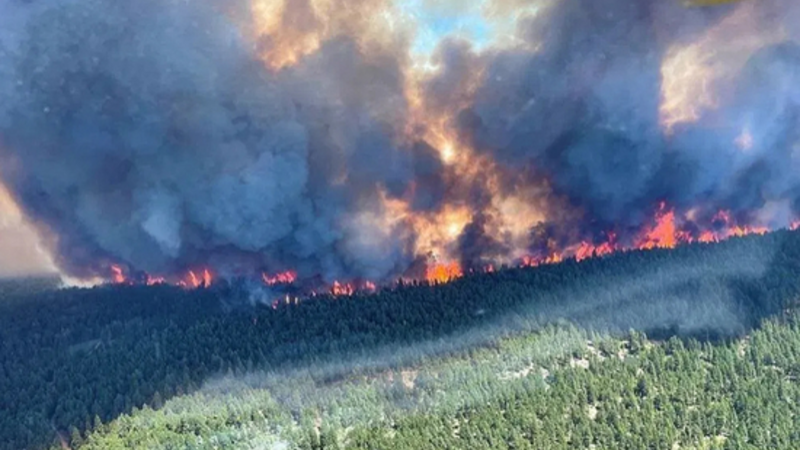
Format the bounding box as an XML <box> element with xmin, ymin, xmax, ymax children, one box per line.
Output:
<box><xmin>3</xmin><ymin>230</ymin><xmax>800</xmax><ymax>449</ymax></box>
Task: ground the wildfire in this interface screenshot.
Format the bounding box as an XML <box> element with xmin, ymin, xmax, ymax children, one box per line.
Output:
<box><xmin>639</xmin><ymin>202</ymin><xmax>682</xmax><ymax>249</ymax></box>
<box><xmin>99</xmin><ymin>198</ymin><xmax>798</xmax><ymax>311</ymax></box>
<box><xmin>146</xmin><ymin>275</ymin><xmax>166</xmax><ymax>286</ymax></box>
<box><xmin>110</xmin><ymin>264</ymin><xmax>128</xmax><ymax>284</ymax></box>
<box><xmin>521</xmin><ymin>254</ymin><xmax>563</xmax><ymax>268</ymax></box>
<box><xmin>515</xmin><ymin>202</ymin><xmax>786</xmax><ymax>271</ymax></box>
<box><xmin>331</xmin><ymin>281</ymin><xmax>355</xmax><ymax>296</ymax></box>
<box><xmin>42</xmin><ymin>1</ymin><xmax>800</xmax><ymax>307</ymax></box>
<box><xmin>573</xmin><ymin>239</ymin><xmax>616</xmax><ymax>262</ymax></box>
<box><xmin>425</xmin><ymin>261</ymin><xmax>463</xmax><ymax>284</ymax></box>
<box><xmin>698</xmin><ymin>230</ymin><xmax>717</xmax><ymax>243</ymax></box>
<box><xmin>177</xmin><ymin>268</ymin><xmax>213</xmax><ymax>289</ymax></box>
<box><xmin>262</xmin><ymin>271</ymin><xmax>298</xmax><ymax>286</ymax></box>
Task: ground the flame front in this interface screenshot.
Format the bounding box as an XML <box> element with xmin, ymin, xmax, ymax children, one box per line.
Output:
<box><xmin>110</xmin><ymin>265</ymin><xmax>127</xmax><ymax>285</ymax></box>
<box><xmin>426</xmin><ymin>261</ymin><xmax>463</xmax><ymax>284</ymax></box>
<box><xmin>0</xmin><ymin>0</ymin><xmax>799</xmax><ymax>296</ymax></box>
<box><xmin>262</xmin><ymin>271</ymin><xmax>298</xmax><ymax>286</ymax></box>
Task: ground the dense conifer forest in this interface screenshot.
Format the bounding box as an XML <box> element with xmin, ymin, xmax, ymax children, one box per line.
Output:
<box><xmin>3</xmin><ymin>230</ymin><xmax>800</xmax><ymax>449</ymax></box>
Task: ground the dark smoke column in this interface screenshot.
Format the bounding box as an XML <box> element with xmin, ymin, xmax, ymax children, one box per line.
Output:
<box><xmin>0</xmin><ymin>0</ymin><xmax>436</xmax><ymax>284</ymax></box>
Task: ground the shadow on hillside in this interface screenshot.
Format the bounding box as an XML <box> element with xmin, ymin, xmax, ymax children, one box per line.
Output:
<box><xmin>3</xmin><ymin>231</ymin><xmax>800</xmax><ymax>449</ymax></box>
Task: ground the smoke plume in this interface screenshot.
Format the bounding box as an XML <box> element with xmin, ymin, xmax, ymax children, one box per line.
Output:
<box><xmin>0</xmin><ymin>0</ymin><xmax>799</xmax><ymax>285</ymax></box>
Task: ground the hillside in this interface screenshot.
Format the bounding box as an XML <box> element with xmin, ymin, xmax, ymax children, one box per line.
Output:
<box><xmin>3</xmin><ymin>230</ymin><xmax>800</xmax><ymax>449</ymax></box>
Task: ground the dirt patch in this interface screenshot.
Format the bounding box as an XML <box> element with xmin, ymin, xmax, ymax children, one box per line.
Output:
<box><xmin>401</xmin><ymin>370</ymin><xmax>418</xmax><ymax>389</ymax></box>
<box><xmin>587</xmin><ymin>404</ymin><xmax>599</xmax><ymax>421</ymax></box>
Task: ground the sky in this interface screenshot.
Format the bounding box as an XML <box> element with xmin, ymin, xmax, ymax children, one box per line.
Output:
<box><xmin>399</xmin><ymin>0</ymin><xmax>541</xmax><ymax>56</ymax></box>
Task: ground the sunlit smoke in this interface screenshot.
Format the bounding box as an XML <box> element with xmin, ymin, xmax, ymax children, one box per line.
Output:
<box><xmin>0</xmin><ymin>0</ymin><xmax>798</xmax><ymax>298</ymax></box>
<box><xmin>659</xmin><ymin>1</ymin><xmax>787</xmax><ymax>133</ymax></box>
<box><xmin>0</xmin><ymin>178</ymin><xmax>58</xmax><ymax>278</ymax></box>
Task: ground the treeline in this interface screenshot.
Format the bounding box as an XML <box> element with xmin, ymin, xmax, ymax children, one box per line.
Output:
<box><xmin>1</xmin><ymin>230</ymin><xmax>800</xmax><ymax>449</ymax></box>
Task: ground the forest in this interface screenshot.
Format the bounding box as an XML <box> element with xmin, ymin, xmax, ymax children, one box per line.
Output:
<box><xmin>3</xmin><ymin>230</ymin><xmax>800</xmax><ymax>449</ymax></box>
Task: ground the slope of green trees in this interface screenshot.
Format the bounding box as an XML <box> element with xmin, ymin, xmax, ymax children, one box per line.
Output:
<box><xmin>1</xmin><ymin>230</ymin><xmax>800</xmax><ymax>449</ymax></box>
<box><xmin>73</xmin><ymin>311</ymin><xmax>800</xmax><ymax>450</ymax></box>
<box><xmin>345</xmin><ymin>316</ymin><xmax>800</xmax><ymax>450</ymax></box>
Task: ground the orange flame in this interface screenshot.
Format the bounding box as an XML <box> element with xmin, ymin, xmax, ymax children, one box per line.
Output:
<box><xmin>521</xmin><ymin>254</ymin><xmax>563</xmax><ymax>268</ymax></box>
<box><xmin>178</xmin><ymin>268</ymin><xmax>213</xmax><ymax>289</ymax></box>
<box><xmin>331</xmin><ymin>281</ymin><xmax>355</xmax><ymax>296</ymax></box>
<box><xmin>146</xmin><ymin>275</ymin><xmax>166</xmax><ymax>286</ymax></box>
<box><xmin>262</xmin><ymin>270</ymin><xmax>298</xmax><ymax>286</ymax></box>
<box><xmin>573</xmin><ymin>239</ymin><xmax>616</xmax><ymax>262</ymax></box>
<box><xmin>425</xmin><ymin>261</ymin><xmax>463</xmax><ymax>284</ymax></box>
<box><xmin>698</xmin><ymin>230</ymin><xmax>717</xmax><ymax>243</ymax></box>
<box><xmin>110</xmin><ymin>264</ymin><xmax>127</xmax><ymax>284</ymax></box>
<box><xmin>188</xmin><ymin>270</ymin><xmax>199</xmax><ymax>288</ymax></box>
<box><xmin>638</xmin><ymin>202</ymin><xmax>682</xmax><ymax>249</ymax></box>
<box><xmin>514</xmin><ymin>203</ymin><xmax>783</xmax><ymax>272</ymax></box>
<box><xmin>101</xmin><ymin>200</ymin><xmax>797</xmax><ymax>298</ymax></box>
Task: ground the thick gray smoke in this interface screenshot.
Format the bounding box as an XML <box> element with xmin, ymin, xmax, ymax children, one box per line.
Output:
<box><xmin>1</xmin><ymin>0</ymin><xmax>800</xmax><ymax>282</ymax></box>
<box><xmin>0</xmin><ymin>0</ymin><xmax>434</xmax><ymax>281</ymax></box>
<box><xmin>449</xmin><ymin>0</ymin><xmax>800</xmax><ymax>237</ymax></box>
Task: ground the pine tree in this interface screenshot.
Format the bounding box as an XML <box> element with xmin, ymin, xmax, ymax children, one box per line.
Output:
<box><xmin>70</xmin><ymin>426</ymin><xmax>83</xmax><ymax>448</ymax></box>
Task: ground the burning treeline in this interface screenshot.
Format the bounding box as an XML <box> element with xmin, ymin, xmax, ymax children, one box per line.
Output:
<box><xmin>0</xmin><ymin>0</ymin><xmax>799</xmax><ymax>294</ymax></box>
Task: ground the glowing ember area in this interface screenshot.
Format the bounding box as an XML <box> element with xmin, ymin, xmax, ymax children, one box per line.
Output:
<box><xmin>514</xmin><ymin>203</ymin><xmax>787</xmax><ymax>271</ymax></box>
<box><xmin>331</xmin><ymin>281</ymin><xmax>355</xmax><ymax>296</ymax></box>
<box><xmin>521</xmin><ymin>254</ymin><xmax>563</xmax><ymax>268</ymax></box>
<box><xmin>262</xmin><ymin>271</ymin><xmax>298</xmax><ymax>286</ymax></box>
<box><xmin>103</xmin><ymin>199</ymin><xmax>795</xmax><ymax>301</ymax></box>
<box><xmin>638</xmin><ymin>203</ymin><xmax>684</xmax><ymax>250</ymax></box>
<box><xmin>177</xmin><ymin>269</ymin><xmax>215</xmax><ymax>288</ymax></box>
<box><xmin>110</xmin><ymin>265</ymin><xmax>128</xmax><ymax>284</ymax></box>
<box><xmin>573</xmin><ymin>239</ymin><xmax>616</xmax><ymax>262</ymax></box>
<box><xmin>146</xmin><ymin>275</ymin><xmax>166</xmax><ymax>286</ymax></box>
<box><xmin>426</xmin><ymin>262</ymin><xmax>463</xmax><ymax>284</ymax></box>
